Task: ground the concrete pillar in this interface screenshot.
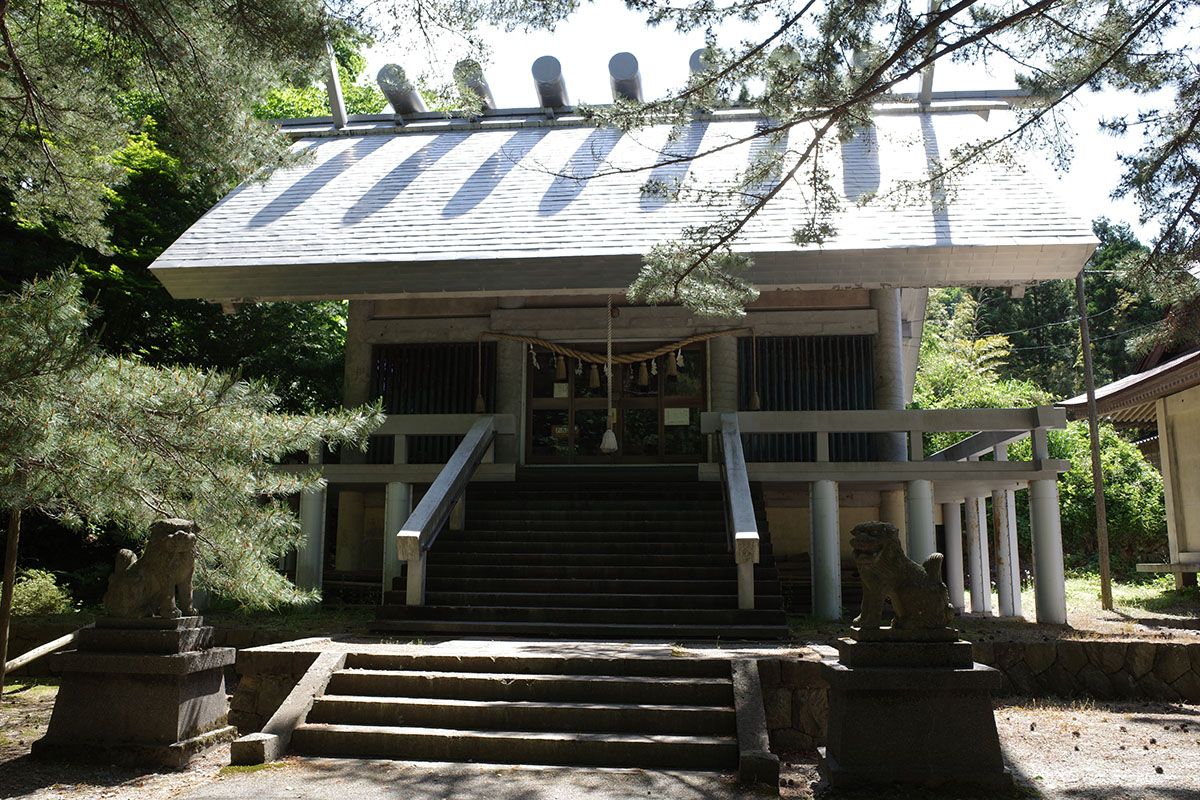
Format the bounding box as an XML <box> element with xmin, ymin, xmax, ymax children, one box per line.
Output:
<box><xmin>495</xmin><ymin>338</ymin><xmax>524</xmax><ymax>464</ymax></box>
<box><xmin>296</xmin><ymin>486</ymin><xmax>326</xmax><ymax>592</ymax></box>
<box><xmin>879</xmin><ymin>488</ymin><xmax>907</xmax><ymax>552</ymax></box>
<box><xmin>381</xmin><ymin>482</ymin><xmax>411</xmax><ymax>603</ymax></box>
<box><xmin>991</xmin><ymin>446</ymin><xmax>1022</xmax><ymax>617</ymax></box>
<box><xmin>906</xmin><ymin>479</ymin><xmax>936</xmax><ymax>562</ymax></box>
<box><xmin>342</xmin><ymin>301</ymin><xmax>374</xmax><ymax>466</ymax></box>
<box><xmin>709</xmin><ymin>335</ymin><xmax>739</xmax><ymax>413</ymax></box>
<box><xmin>942</xmin><ymin>502</ymin><xmax>965</xmax><ymax>613</ymax></box>
<box><xmin>810</xmin><ymin>480</ymin><xmax>842</xmax><ymax>620</ymax></box>
<box><xmin>1030</xmin><ymin>479</ymin><xmax>1068</xmax><ymax>624</ymax></box>
<box><xmin>964</xmin><ymin>494</ymin><xmax>992</xmax><ymax>614</ymax></box>
<box><xmin>334</xmin><ymin>490</ymin><xmax>365</xmax><ymax>572</ymax></box>
<box><xmin>871</xmin><ymin>288</ymin><xmax>907</xmax><ymax>462</ymax></box>
<box><xmin>1030</xmin><ymin>427</ymin><xmax>1067</xmax><ymax>624</ymax></box>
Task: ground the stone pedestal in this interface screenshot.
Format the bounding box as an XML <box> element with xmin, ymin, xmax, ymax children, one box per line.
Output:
<box><xmin>33</xmin><ymin>616</ymin><xmax>236</xmax><ymax>768</ymax></box>
<box><xmin>817</xmin><ymin>635</ymin><xmax>1012</xmax><ymax>790</ymax></box>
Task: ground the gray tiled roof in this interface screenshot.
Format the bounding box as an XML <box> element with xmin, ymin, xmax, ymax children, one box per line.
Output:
<box><xmin>150</xmin><ymin>108</ymin><xmax>1097</xmax><ymax>300</ymax></box>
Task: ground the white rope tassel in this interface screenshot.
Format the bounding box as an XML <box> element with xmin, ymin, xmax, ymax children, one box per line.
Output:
<box><xmin>600</xmin><ymin>295</ymin><xmax>619</xmax><ymax>454</ymax></box>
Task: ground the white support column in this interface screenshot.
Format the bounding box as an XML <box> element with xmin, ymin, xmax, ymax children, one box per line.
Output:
<box><xmin>942</xmin><ymin>502</ymin><xmax>965</xmax><ymax>613</ymax></box>
<box><xmin>810</xmin><ymin>480</ymin><xmax>842</xmax><ymax>621</ymax></box>
<box><xmin>880</xmin><ymin>489</ymin><xmax>908</xmax><ymax>552</ymax></box>
<box><xmin>381</xmin><ymin>482</ymin><xmax>411</xmax><ymax>603</ymax></box>
<box><xmin>992</xmin><ymin>446</ymin><xmax>1022</xmax><ymax>617</ymax></box>
<box><xmin>1030</xmin><ymin>429</ymin><xmax>1067</xmax><ymax>624</ymax></box>
<box><xmin>964</xmin><ymin>494</ymin><xmax>992</xmax><ymax>614</ymax></box>
<box><xmin>906</xmin><ymin>479</ymin><xmax>936</xmax><ymax>562</ymax></box>
<box><xmin>296</xmin><ymin>486</ymin><xmax>326</xmax><ymax>592</ymax></box>
<box><xmin>871</xmin><ymin>288</ymin><xmax>908</xmax><ymax>463</ymax></box>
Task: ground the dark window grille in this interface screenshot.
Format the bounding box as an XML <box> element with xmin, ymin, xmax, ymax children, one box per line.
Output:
<box><xmin>737</xmin><ymin>335</ymin><xmax>876</xmax><ymax>462</ymax></box>
<box><xmin>368</xmin><ymin>342</ymin><xmax>497</xmax><ymax>464</ymax></box>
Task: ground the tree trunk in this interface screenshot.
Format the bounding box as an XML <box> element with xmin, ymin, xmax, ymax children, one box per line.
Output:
<box><xmin>0</xmin><ymin>507</ymin><xmax>20</xmax><ymax>691</ymax></box>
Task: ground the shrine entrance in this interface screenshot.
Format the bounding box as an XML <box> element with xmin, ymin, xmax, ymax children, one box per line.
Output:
<box><xmin>526</xmin><ymin>342</ymin><xmax>706</xmax><ymax>464</ymax></box>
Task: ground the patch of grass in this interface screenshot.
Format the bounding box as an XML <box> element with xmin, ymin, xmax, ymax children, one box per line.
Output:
<box><xmin>1</xmin><ymin>679</ymin><xmax>59</xmax><ymax>700</ymax></box>
<box><xmin>204</xmin><ymin>604</ymin><xmax>375</xmax><ymax>634</ymax></box>
<box><xmin>219</xmin><ymin>761</ymin><xmax>290</xmax><ymax>776</ymax></box>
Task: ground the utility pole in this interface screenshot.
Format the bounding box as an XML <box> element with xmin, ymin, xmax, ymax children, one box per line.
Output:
<box><xmin>1076</xmin><ymin>270</ymin><xmax>1113</xmax><ymax>610</ymax></box>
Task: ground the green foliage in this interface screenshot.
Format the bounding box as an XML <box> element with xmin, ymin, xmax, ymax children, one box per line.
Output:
<box><xmin>1012</xmin><ymin>422</ymin><xmax>1167</xmax><ymax>576</ymax></box>
<box><xmin>0</xmin><ymin>273</ymin><xmax>384</xmax><ymax>607</ymax></box>
<box><xmin>253</xmin><ymin>30</ymin><xmax>386</xmax><ymax>120</ymax></box>
<box><xmin>912</xmin><ymin>289</ymin><xmax>1051</xmax><ymax>453</ymax></box>
<box><xmin>0</xmin><ymin>119</ymin><xmax>349</xmax><ymax>412</ymax></box>
<box><xmin>6</xmin><ymin>569</ymin><xmax>72</xmax><ymax>616</ymax></box>
<box><xmin>970</xmin><ymin>220</ymin><xmax>1164</xmax><ymax>398</ymax></box>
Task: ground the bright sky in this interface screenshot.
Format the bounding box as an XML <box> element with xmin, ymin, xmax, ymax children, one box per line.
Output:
<box><xmin>366</xmin><ymin>0</ymin><xmax>1167</xmax><ymax>242</ymax></box>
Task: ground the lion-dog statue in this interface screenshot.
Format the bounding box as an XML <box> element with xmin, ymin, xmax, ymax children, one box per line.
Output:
<box><xmin>103</xmin><ymin>518</ymin><xmax>198</xmax><ymax>619</ymax></box>
<box><xmin>851</xmin><ymin>520</ymin><xmax>955</xmax><ymax>630</ymax></box>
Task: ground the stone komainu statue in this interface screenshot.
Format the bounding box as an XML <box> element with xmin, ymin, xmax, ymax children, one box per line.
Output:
<box><xmin>103</xmin><ymin>518</ymin><xmax>198</xmax><ymax>619</ymax></box>
<box><xmin>851</xmin><ymin>520</ymin><xmax>955</xmax><ymax>630</ymax></box>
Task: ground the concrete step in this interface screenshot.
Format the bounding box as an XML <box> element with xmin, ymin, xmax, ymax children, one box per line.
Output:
<box><xmin>341</xmin><ymin>653</ymin><xmax>733</xmax><ymax>678</ymax></box>
<box><xmin>426</xmin><ymin>552</ymin><xmax>731</xmax><ymax>568</ymax></box>
<box><xmin>369</xmin><ymin>618</ymin><xmax>790</xmax><ymax>639</ymax></box>
<box><xmin>307</xmin><ymin>696</ymin><xmax>735</xmax><ymax>736</ymax></box>
<box><xmin>421</xmin><ymin>591</ymin><xmax>783</xmax><ymax>610</ymax></box>
<box><xmin>289</xmin><ymin>723</ymin><xmax>738</xmax><ymax>770</ymax></box>
<box><xmin>392</xmin><ymin>576</ymin><xmax>746</xmax><ymax>595</ymax></box>
<box><xmin>457</xmin><ymin>520</ymin><xmax>726</xmax><ymax>532</ymax></box>
<box><xmin>325</xmin><ymin>669</ymin><xmax>733</xmax><ymax>706</ymax></box>
<box><xmin>432</xmin><ymin>539</ymin><xmax>732</xmax><ymax>556</ymax></box>
<box><xmin>375</xmin><ymin>604</ymin><xmax>787</xmax><ymax>627</ymax></box>
<box><xmin>422</xmin><ymin>564</ymin><xmax>779</xmax><ymax>581</ymax></box>
<box><xmin>468</xmin><ymin>499</ymin><xmax>724</xmax><ymax>513</ymax></box>
<box><xmin>465</xmin><ymin>509</ymin><xmax>725</xmax><ymax>523</ymax></box>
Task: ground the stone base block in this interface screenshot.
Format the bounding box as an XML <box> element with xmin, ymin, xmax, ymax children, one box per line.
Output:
<box><xmin>33</xmin><ymin>724</ymin><xmax>236</xmax><ymax>769</ymax></box>
<box><xmin>817</xmin><ymin>655</ymin><xmax>1011</xmax><ymax>791</ymax></box>
<box><xmin>33</xmin><ymin>616</ymin><xmax>235</xmax><ymax>769</ymax></box>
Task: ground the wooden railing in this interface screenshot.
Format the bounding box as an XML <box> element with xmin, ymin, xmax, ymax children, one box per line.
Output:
<box><xmin>713</xmin><ymin>413</ymin><xmax>760</xmax><ymax>610</ymax></box>
<box><xmin>395</xmin><ymin>415</ymin><xmax>503</xmax><ymax>606</ymax></box>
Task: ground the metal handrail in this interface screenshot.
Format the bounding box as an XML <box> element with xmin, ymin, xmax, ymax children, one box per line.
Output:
<box><xmin>395</xmin><ymin>415</ymin><xmax>497</xmax><ymax>605</ymax></box>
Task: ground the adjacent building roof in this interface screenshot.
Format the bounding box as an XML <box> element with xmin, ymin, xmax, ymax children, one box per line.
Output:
<box><xmin>150</xmin><ymin>103</ymin><xmax>1097</xmax><ymax>302</ymax></box>
<box><xmin>1059</xmin><ymin>350</ymin><xmax>1200</xmax><ymax>424</ymax></box>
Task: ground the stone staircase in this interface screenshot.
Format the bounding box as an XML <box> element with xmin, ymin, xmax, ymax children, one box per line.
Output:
<box><xmin>373</xmin><ymin>474</ymin><xmax>789</xmax><ymax>639</ymax></box>
<box><xmin>290</xmin><ymin>652</ymin><xmax>740</xmax><ymax>769</ymax></box>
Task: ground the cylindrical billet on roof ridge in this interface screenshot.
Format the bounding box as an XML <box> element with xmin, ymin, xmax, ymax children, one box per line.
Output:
<box><xmin>689</xmin><ymin>48</ymin><xmax>711</xmax><ymax>73</ymax></box>
<box><xmin>531</xmin><ymin>55</ymin><xmax>569</xmax><ymax>108</ymax></box>
<box><xmin>608</xmin><ymin>52</ymin><xmax>642</xmax><ymax>102</ymax></box>
<box><xmin>376</xmin><ymin>64</ymin><xmax>427</xmax><ymax>115</ymax></box>
<box><xmin>454</xmin><ymin>59</ymin><xmax>496</xmax><ymax>109</ymax></box>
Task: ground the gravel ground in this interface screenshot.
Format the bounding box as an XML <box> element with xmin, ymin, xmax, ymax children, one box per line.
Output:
<box><xmin>3</xmin><ymin>681</ymin><xmax>1198</xmax><ymax>800</ymax></box>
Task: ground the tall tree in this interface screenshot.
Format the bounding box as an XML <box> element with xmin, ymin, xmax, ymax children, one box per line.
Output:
<box><xmin>971</xmin><ymin>219</ymin><xmax>1164</xmax><ymax>398</ymax></box>
<box><xmin>0</xmin><ymin>272</ymin><xmax>383</xmax><ymax>684</ymax></box>
<box><xmin>4</xmin><ymin>1</ymin><xmax>1197</xmax><ymax>320</ymax></box>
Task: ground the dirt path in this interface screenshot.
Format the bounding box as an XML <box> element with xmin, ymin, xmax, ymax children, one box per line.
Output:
<box><xmin>4</xmin><ymin>681</ymin><xmax>1199</xmax><ymax>799</ymax></box>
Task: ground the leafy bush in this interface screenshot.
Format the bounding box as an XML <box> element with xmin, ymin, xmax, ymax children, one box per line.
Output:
<box><xmin>1012</xmin><ymin>421</ymin><xmax>1167</xmax><ymax>576</ymax></box>
<box><xmin>6</xmin><ymin>568</ymin><xmax>73</xmax><ymax>616</ymax></box>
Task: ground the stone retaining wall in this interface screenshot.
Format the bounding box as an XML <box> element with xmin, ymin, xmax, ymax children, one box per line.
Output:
<box><xmin>227</xmin><ymin>648</ymin><xmax>321</xmax><ymax>733</ymax></box>
<box><xmin>972</xmin><ymin>640</ymin><xmax>1200</xmax><ymax>703</ymax></box>
<box><xmin>759</xmin><ymin>639</ymin><xmax>1200</xmax><ymax>752</ymax></box>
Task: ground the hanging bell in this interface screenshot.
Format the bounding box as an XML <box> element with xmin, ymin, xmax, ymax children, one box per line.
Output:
<box><xmin>666</xmin><ymin>352</ymin><xmax>678</xmax><ymax>377</ymax></box>
<box><xmin>589</xmin><ymin>363</ymin><xmax>600</xmax><ymax>389</ymax></box>
<box><xmin>555</xmin><ymin>354</ymin><xmax>566</xmax><ymax>380</ymax></box>
<box><xmin>637</xmin><ymin>361</ymin><xmax>649</xmax><ymax>387</ymax></box>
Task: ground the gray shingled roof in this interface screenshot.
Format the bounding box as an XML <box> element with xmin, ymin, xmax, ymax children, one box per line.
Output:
<box><xmin>150</xmin><ymin>107</ymin><xmax>1097</xmax><ymax>301</ymax></box>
